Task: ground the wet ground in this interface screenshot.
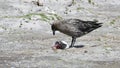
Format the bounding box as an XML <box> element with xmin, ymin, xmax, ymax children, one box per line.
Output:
<box><xmin>0</xmin><ymin>0</ymin><xmax>120</xmax><ymax>68</ymax></box>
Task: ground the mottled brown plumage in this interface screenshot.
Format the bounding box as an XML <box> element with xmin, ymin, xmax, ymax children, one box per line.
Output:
<box><xmin>51</xmin><ymin>19</ymin><xmax>102</xmax><ymax>47</ymax></box>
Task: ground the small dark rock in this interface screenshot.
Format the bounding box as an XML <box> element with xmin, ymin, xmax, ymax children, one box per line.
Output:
<box><xmin>84</xmin><ymin>50</ymin><xmax>88</xmax><ymax>53</ymax></box>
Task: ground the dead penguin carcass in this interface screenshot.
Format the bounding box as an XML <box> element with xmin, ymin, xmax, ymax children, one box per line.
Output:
<box><xmin>51</xmin><ymin>19</ymin><xmax>102</xmax><ymax>48</ymax></box>
<box><xmin>52</xmin><ymin>41</ymin><xmax>69</xmax><ymax>50</ymax></box>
